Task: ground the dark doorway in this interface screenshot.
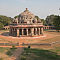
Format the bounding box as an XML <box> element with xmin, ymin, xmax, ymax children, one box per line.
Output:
<box><xmin>28</xmin><ymin>28</ymin><xmax>31</xmax><ymax>36</ymax></box>
<box><xmin>24</xmin><ymin>29</ymin><xmax>27</xmax><ymax>35</ymax></box>
<box><xmin>19</xmin><ymin>29</ymin><xmax>22</xmax><ymax>35</ymax></box>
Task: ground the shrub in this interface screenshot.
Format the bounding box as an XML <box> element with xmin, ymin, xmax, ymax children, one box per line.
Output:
<box><xmin>6</xmin><ymin>50</ymin><xmax>12</xmax><ymax>56</ymax></box>
<box><xmin>21</xmin><ymin>56</ymin><xmax>26</xmax><ymax>60</ymax></box>
<box><xmin>10</xmin><ymin>45</ymin><xmax>17</xmax><ymax>51</ymax></box>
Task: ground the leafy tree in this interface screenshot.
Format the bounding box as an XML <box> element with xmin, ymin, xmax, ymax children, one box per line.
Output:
<box><xmin>45</xmin><ymin>15</ymin><xmax>56</xmax><ymax>26</ymax></box>
<box><xmin>35</xmin><ymin>16</ymin><xmax>40</xmax><ymax>20</ymax></box>
<box><xmin>14</xmin><ymin>15</ymin><xmax>19</xmax><ymax>19</ymax></box>
<box><xmin>0</xmin><ymin>22</ymin><xmax>4</xmax><ymax>29</ymax></box>
<box><xmin>0</xmin><ymin>15</ymin><xmax>13</xmax><ymax>26</ymax></box>
<box><xmin>53</xmin><ymin>15</ymin><xmax>60</xmax><ymax>32</ymax></box>
<box><xmin>41</xmin><ymin>19</ymin><xmax>47</xmax><ymax>25</ymax></box>
<box><xmin>0</xmin><ymin>15</ymin><xmax>13</xmax><ymax>29</ymax></box>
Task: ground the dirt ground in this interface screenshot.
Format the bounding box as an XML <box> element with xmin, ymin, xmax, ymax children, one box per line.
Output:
<box><xmin>0</xmin><ymin>30</ymin><xmax>60</xmax><ymax>60</ymax></box>
<box><xmin>0</xmin><ymin>30</ymin><xmax>60</xmax><ymax>46</ymax></box>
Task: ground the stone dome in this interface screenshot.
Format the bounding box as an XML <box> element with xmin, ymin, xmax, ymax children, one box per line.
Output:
<box><xmin>17</xmin><ymin>8</ymin><xmax>41</xmax><ymax>24</ymax></box>
<box><xmin>18</xmin><ymin>8</ymin><xmax>36</xmax><ymax>24</ymax></box>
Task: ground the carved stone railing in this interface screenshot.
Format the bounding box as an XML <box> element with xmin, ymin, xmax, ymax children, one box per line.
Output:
<box><xmin>10</xmin><ymin>23</ymin><xmax>43</xmax><ymax>26</ymax></box>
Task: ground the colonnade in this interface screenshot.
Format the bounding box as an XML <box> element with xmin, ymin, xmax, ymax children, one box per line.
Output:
<box><xmin>9</xmin><ymin>27</ymin><xmax>43</xmax><ymax>37</ymax></box>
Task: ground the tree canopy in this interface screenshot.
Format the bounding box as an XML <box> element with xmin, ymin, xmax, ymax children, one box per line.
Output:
<box><xmin>14</xmin><ymin>15</ymin><xmax>19</xmax><ymax>19</ymax></box>
<box><xmin>0</xmin><ymin>15</ymin><xmax>13</xmax><ymax>29</ymax></box>
<box><xmin>35</xmin><ymin>16</ymin><xmax>40</xmax><ymax>20</ymax></box>
<box><xmin>45</xmin><ymin>15</ymin><xmax>56</xmax><ymax>26</ymax></box>
<box><xmin>0</xmin><ymin>22</ymin><xmax>4</xmax><ymax>29</ymax></box>
<box><xmin>53</xmin><ymin>15</ymin><xmax>60</xmax><ymax>32</ymax></box>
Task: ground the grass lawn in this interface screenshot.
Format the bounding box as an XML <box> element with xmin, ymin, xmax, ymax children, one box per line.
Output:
<box><xmin>21</xmin><ymin>48</ymin><xmax>60</xmax><ymax>60</ymax></box>
<box><xmin>0</xmin><ymin>47</ymin><xmax>9</xmax><ymax>53</ymax></box>
<box><xmin>50</xmin><ymin>47</ymin><xmax>60</xmax><ymax>55</ymax></box>
<box><xmin>0</xmin><ymin>29</ymin><xmax>9</xmax><ymax>31</ymax></box>
<box><xmin>0</xmin><ymin>47</ymin><xmax>10</xmax><ymax>60</ymax></box>
<box><xmin>0</xmin><ymin>47</ymin><xmax>17</xmax><ymax>60</ymax></box>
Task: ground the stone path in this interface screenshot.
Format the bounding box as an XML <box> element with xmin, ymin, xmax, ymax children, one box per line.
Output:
<box><xmin>11</xmin><ymin>47</ymin><xmax>24</xmax><ymax>60</ymax></box>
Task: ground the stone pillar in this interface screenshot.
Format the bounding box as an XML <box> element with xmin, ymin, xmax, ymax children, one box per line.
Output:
<box><xmin>35</xmin><ymin>28</ymin><xmax>37</xmax><ymax>35</ymax></box>
<box><xmin>38</xmin><ymin>28</ymin><xmax>40</xmax><ymax>35</ymax></box>
<box><xmin>40</xmin><ymin>27</ymin><xmax>43</xmax><ymax>34</ymax></box>
<box><xmin>26</xmin><ymin>28</ymin><xmax>28</xmax><ymax>36</ymax></box>
<box><xmin>40</xmin><ymin>28</ymin><xmax>42</xmax><ymax>34</ymax></box>
<box><xmin>31</xmin><ymin>28</ymin><xmax>34</xmax><ymax>36</ymax></box>
<box><xmin>17</xmin><ymin>28</ymin><xmax>19</xmax><ymax>37</ymax></box>
<box><xmin>41</xmin><ymin>27</ymin><xmax>43</xmax><ymax>35</ymax></box>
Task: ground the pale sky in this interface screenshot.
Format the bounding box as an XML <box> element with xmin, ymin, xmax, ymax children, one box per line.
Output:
<box><xmin>0</xmin><ymin>0</ymin><xmax>60</xmax><ymax>19</ymax></box>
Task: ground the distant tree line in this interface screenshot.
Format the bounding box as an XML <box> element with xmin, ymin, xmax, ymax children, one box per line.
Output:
<box><xmin>0</xmin><ymin>15</ymin><xmax>13</xmax><ymax>29</ymax></box>
<box><xmin>53</xmin><ymin>15</ymin><xmax>60</xmax><ymax>32</ymax></box>
<box><xmin>45</xmin><ymin>15</ymin><xmax>60</xmax><ymax>32</ymax></box>
<box><xmin>0</xmin><ymin>14</ymin><xmax>60</xmax><ymax>31</ymax></box>
<box><xmin>35</xmin><ymin>15</ymin><xmax>60</xmax><ymax>32</ymax></box>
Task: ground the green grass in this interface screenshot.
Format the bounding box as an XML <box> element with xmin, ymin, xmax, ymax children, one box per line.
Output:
<box><xmin>50</xmin><ymin>47</ymin><xmax>60</xmax><ymax>54</ymax></box>
<box><xmin>0</xmin><ymin>29</ymin><xmax>9</xmax><ymax>31</ymax></box>
<box><xmin>21</xmin><ymin>48</ymin><xmax>60</xmax><ymax>60</ymax></box>
<box><xmin>0</xmin><ymin>47</ymin><xmax>9</xmax><ymax>53</ymax></box>
<box><xmin>6</xmin><ymin>46</ymin><xmax>17</xmax><ymax>56</ymax></box>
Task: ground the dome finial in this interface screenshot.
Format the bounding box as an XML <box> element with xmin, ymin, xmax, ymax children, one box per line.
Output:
<box><xmin>26</xmin><ymin>8</ymin><xmax>28</xmax><ymax>11</ymax></box>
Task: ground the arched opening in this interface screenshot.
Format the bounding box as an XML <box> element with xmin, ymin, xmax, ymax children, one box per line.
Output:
<box><xmin>28</xmin><ymin>29</ymin><xmax>31</xmax><ymax>36</ymax></box>
<box><xmin>37</xmin><ymin>28</ymin><xmax>39</xmax><ymax>35</ymax></box>
<box><xmin>19</xmin><ymin>29</ymin><xmax>22</xmax><ymax>35</ymax></box>
<box><xmin>32</xmin><ymin>20</ymin><xmax>35</xmax><ymax>23</ymax></box>
<box><xmin>24</xmin><ymin>29</ymin><xmax>27</xmax><ymax>35</ymax></box>
<box><xmin>14</xmin><ymin>29</ymin><xmax>17</xmax><ymax>37</ymax></box>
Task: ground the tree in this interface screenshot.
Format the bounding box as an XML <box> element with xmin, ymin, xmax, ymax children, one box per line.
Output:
<box><xmin>53</xmin><ymin>15</ymin><xmax>60</xmax><ymax>32</ymax></box>
<box><xmin>0</xmin><ymin>22</ymin><xmax>4</xmax><ymax>29</ymax></box>
<box><xmin>0</xmin><ymin>15</ymin><xmax>13</xmax><ymax>26</ymax></box>
<box><xmin>35</xmin><ymin>16</ymin><xmax>40</xmax><ymax>20</ymax></box>
<box><xmin>45</xmin><ymin>15</ymin><xmax>56</xmax><ymax>26</ymax></box>
<box><xmin>14</xmin><ymin>15</ymin><xmax>19</xmax><ymax>19</ymax></box>
<box><xmin>41</xmin><ymin>19</ymin><xmax>47</xmax><ymax>25</ymax></box>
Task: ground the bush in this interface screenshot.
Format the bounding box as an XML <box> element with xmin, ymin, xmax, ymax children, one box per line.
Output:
<box><xmin>6</xmin><ymin>50</ymin><xmax>12</xmax><ymax>56</ymax></box>
<box><xmin>21</xmin><ymin>56</ymin><xmax>26</xmax><ymax>60</ymax></box>
<box><xmin>0</xmin><ymin>22</ymin><xmax>4</xmax><ymax>29</ymax></box>
<box><xmin>6</xmin><ymin>46</ymin><xmax>17</xmax><ymax>56</ymax></box>
<box><xmin>10</xmin><ymin>45</ymin><xmax>17</xmax><ymax>51</ymax></box>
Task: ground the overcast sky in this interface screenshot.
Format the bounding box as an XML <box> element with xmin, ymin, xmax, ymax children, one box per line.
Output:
<box><xmin>0</xmin><ymin>0</ymin><xmax>60</xmax><ymax>19</ymax></box>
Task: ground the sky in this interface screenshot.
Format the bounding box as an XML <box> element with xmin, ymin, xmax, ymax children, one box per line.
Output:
<box><xmin>0</xmin><ymin>0</ymin><xmax>60</xmax><ymax>19</ymax></box>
